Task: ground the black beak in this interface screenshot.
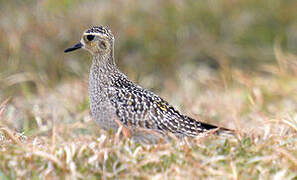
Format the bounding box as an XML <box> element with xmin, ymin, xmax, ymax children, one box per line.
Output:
<box><xmin>64</xmin><ymin>42</ymin><xmax>83</xmax><ymax>53</ymax></box>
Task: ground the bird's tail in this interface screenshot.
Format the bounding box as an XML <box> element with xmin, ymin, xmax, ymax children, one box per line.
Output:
<box><xmin>175</xmin><ymin>116</ymin><xmax>236</xmax><ymax>137</ymax></box>
<box><xmin>197</xmin><ymin>121</ymin><xmax>236</xmax><ymax>137</ymax></box>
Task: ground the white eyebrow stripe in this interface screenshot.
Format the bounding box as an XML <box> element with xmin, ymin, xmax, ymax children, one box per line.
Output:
<box><xmin>83</xmin><ymin>32</ymin><xmax>109</xmax><ymax>37</ymax></box>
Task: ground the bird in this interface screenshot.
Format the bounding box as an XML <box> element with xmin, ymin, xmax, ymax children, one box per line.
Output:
<box><xmin>64</xmin><ymin>26</ymin><xmax>233</xmax><ymax>142</ymax></box>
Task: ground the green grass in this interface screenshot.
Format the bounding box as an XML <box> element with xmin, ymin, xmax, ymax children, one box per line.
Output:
<box><xmin>0</xmin><ymin>0</ymin><xmax>297</xmax><ymax>179</ymax></box>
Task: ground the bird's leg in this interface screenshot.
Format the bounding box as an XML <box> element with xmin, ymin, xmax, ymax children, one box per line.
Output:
<box><xmin>115</xmin><ymin>119</ymin><xmax>131</xmax><ymax>138</ymax></box>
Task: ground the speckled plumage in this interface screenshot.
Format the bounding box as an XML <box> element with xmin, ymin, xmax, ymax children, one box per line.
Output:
<box><xmin>65</xmin><ymin>26</ymin><xmax>232</xmax><ymax>140</ymax></box>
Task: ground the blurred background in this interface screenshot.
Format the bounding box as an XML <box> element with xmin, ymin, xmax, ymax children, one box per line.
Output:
<box><xmin>0</xmin><ymin>0</ymin><xmax>296</xmax><ymax>134</ymax></box>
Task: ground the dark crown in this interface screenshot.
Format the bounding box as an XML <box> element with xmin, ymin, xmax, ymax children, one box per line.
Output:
<box><xmin>85</xmin><ymin>26</ymin><xmax>114</xmax><ymax>39</ymax></box>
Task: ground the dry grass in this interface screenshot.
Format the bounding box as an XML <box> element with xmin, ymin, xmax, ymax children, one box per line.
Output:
<box><xmin>1</xmin><ymin>46</ymin><xmax>297</xmax><ymax>179</ymax></box>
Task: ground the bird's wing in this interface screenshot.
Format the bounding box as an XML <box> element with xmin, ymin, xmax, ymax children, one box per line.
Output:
<box><xmin>108</xmin><ymin>77</ymin><xmax>221</xmax><ymax>136</ymax></box>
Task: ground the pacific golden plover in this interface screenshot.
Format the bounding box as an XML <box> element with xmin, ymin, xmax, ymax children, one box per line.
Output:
<box><xmin>64</xmin><ymin>26</ymin><xmax>232</xmax><ymax>141</ymax></box>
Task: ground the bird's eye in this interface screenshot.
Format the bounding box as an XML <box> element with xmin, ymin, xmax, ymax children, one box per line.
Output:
<box><xmin>86</xmin><ymin>35</ymin><xmax>95</xmax><ymax>41</ymax></box>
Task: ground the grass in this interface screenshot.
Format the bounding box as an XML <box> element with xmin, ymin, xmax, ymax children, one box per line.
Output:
<box><xmin>0</xmin><ymin>0</ymin><xmax>297</xmax><ymax>179</ymax></box>
<box><xmin>1</xmin><ymin>49</ymin><xmax>296</xmax><ymax>178</ymax></box>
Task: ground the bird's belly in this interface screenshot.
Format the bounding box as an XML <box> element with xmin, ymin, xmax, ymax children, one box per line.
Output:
<box><xmin>90</xmin><ymin>96</ymin><xmax>119</xmax><ymax>132</ymax></box>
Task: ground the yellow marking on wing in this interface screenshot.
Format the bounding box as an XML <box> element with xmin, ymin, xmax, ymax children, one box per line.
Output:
<box><xmin>156</xmin><ymin>101</ymin><xmax>167</xmax><ymax>112</ymax></box>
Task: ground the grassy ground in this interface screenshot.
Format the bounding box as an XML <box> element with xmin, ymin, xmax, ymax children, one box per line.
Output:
<box><xmin>0</xmin><ymin>0</ymin><xmax>297</xmax><ymax>179</ymax></box>
<box><xmin>1</xmin><ymin>54</ymin><xmax>296</xmax><ymax>179</ymax></box>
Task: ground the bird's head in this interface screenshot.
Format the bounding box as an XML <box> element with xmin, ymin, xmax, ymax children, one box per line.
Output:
<box><xmin>64</xmin><ymin>26</ymin><xmax>114</xmax><ymax>56</ymax></box>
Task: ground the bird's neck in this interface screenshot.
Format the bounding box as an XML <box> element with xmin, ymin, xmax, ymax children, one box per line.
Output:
<box><xmin>91</xmin><ymin>51</ymin><xmax>119</xmax><ymax>73</ymax></box>
<box><xmin>92</xmin><ymin>51</ymin><xmax>116</xmax><ymax>67</ymax></box>
<box><xmin>90</xmin><ymin>53</ymin><xmax>120</xmax><ymax>87</ymax></box>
